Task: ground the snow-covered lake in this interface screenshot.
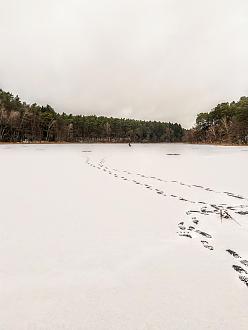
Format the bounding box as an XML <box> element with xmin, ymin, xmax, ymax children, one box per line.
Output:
<box><xmin>1</xmin><ymin>143</ymin><xmax>248</xmax><ymax>329</ymax></box>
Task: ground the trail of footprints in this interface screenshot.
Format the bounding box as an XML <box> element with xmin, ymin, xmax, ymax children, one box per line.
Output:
<box><xmin>86</xmin><ymin>158</ymin><xmax>248</xmax><ymax>288</ymax></box>
<box><xmin>177</xmin><ymin>208</ymin><xmax>248</xmax><ymax>288</ymax></box>
<box><xmin>88</xmin><ymin>158</ymin><xmax>248</xmax><ymax>223</ymax></box>
<box><xmin>226</xmin><ymin>249</ymin><xmax>248</xmax><ymax>287</ymax></box>
<box><xmin>177</xmin><ymin>213</ymin><xmax>214</xmax><ymax>251</ymax></box>
<box><xmin>87</xmin><ymin>158</ymin><xmax>248</xmax><ymax>217</ymax></box>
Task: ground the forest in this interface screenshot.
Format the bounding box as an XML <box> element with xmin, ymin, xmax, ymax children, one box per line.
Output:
<box><xmin>0</xmin><ymin>89</ymin><xmax>183</xmax><ymax>143</ymax></box>
<box><xmin>185</xmin><ymin>96</ymin><xmax>248</xmax><ymax>144</ymax></box>
<box><xmin>1</xmin><ymin>88</ymin><xmax>248</xmax><ymax>144</ymax></box>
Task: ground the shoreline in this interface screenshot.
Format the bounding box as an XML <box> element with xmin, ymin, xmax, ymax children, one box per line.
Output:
<box><xmin>0</xmin><ymin>141</ymin><xmax>248</xmax><ymax>147</ymax></box>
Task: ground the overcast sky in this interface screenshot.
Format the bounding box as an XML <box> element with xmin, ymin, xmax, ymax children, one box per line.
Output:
<box><xmin>0</xmin><ymin>0</ymin><xmax>248</xmax><ymax>127</ymax></box>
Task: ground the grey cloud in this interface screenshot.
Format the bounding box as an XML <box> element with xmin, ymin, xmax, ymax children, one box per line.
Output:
<box><xmin>0</xmin><ymin>0</ymin><xmax>248</xmax><ymax>128</ymax></box>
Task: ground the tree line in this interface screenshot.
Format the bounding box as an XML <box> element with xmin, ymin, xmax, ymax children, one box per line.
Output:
<box><xmin>185</xmin><ymin>96</ymin><xmax>248</xmax><ymax>144</ymax></box>
<box><xmin>0</xmin><ymin>89</ymin><xmax>183</xmax><ymax>143</ymax></box>
<box><xmin>2</xmin><ymin>88</ymin><xmax>248</xmax><ymax>145</ymax></box>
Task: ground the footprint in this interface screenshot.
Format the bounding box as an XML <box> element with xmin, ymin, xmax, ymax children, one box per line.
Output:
<box><xmin>228</xmin><ymin>193</ymin><xmax>244</xmax><ymax>199</ymax></box>
<box><xmin>210</xmin><ymin>204</ymin><xmax>219</xmax><ymax>210</ymax></box>
<box><xmin>178</xmin><ymin>231</ymin><xmax>192</xmax><ymax>238</ymax></box>
<box><xmin>227</xmin><ymin>206</ymin><xmax>236</xmax><ymax>211</ymax></box>
<box><xmin>221</xmin><ymin>210</ymin><xmax>232</xmax><ymax>219</ymax></box>
<box><xmin>178</xmin><ymin>222</ymin><xmax>186</xmax><ymax>230</ymax></box>
<box><xmin>226</xmin><ymin>250</ymin><xmax>248</xmax><ymax>270</ymax></box>
<box><xmin>155</xmin><ymin>189</ymin><xmax>163</xmax><ymax>195</ymax></box>
<box><xmin>232</xmin><ymin>265</ymin><xmax>248</xmax><ymax>275</ymax></box>
<box><xmin>237</xmin><ymin>211</ymin><xmax>248</xmax><ymax>215</ymax></box>
<box><xmin>156</xmin><ymin>190</ymin><xmax>163</xmax><ymax>195</ymax></box>
<box><xmin>201</xmin><ymin>240</ymin><xmax>214</xmax><ymax>250</ymax></box>
<box><xmin>195</xmin><ymin>230</ymin><xmax>212</xmax><ymax>239</ymax></box>
<box><xmin>241</xmin><ymin>260</ymin><xmax>248</xmax><ymax>267</ymax></box>
<box><xmin>226</xmin><ymin>249</ymin><xmax>241</xmax><ymax>258</ymax></box>
<box><xmin>239</xmin><ymin>276</ymin><xmax>248</xmax><ymax>287</ymax></box>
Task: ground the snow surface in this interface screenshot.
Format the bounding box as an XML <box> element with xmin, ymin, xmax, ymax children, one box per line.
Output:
<box><xmin>1</xmin><ymin>143</ymin><xmax>248</xmax><ymax>329</ymax></box>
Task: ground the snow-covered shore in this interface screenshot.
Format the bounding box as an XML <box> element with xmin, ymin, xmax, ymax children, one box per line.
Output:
<box><xmin>1</xmin><ymin>144</ymin><xmax>248</xmax><ymax>329</ymax></box>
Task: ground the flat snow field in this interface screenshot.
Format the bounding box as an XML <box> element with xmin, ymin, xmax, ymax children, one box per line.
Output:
<box><xmin>1</xmin><ymin>143</ymin><xmax>248</xmax><ymax>330</ymax></box>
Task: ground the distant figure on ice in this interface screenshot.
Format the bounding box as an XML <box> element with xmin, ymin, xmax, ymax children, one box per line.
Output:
<box><xmin>129</xmin><ymin>142</ymin><xmax>132</xmax><ymax>147</ymax></box>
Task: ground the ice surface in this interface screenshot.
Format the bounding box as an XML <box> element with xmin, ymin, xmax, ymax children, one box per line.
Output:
<box><xmin>0</xmin><ymin>143</ymin><xmax>248</xmax><ymax>329</ymax></box>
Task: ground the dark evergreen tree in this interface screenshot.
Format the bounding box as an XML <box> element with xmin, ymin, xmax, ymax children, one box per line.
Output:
<box><xmin>187</xmin><ymin>97</ymin><xmax>248</xmax><ymax>144</ymax></box>
<box><xmin>0</xmin><ymin>89</ymin><xmax>183</xmax><ymax>143</ymax></box>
